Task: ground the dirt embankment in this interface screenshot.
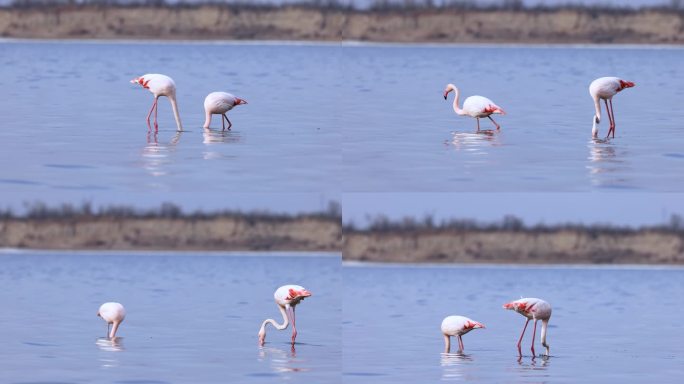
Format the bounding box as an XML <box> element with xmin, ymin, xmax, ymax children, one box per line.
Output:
<box><xmin>0</xmin><ymin>5</ymin><xmax>682</xmax><ymax>44</ymax></box>
<box><xmin>0</xmin><ymin>216</ymin><xmax>341</xmax><ymax>252</ymax></box>
<box><xmin>345</xmin><ymin>229</ymin><xmax>684</xmax><ymax>264</ymax></box>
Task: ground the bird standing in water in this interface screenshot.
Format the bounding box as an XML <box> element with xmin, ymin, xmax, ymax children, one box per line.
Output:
<box><xmin>97</xmin><ymin>302</ymin><xmax>126</xmax><ymax>339</ymax></box>
<box><xmin>443</xmin><ymin>83</ymin><xmax>506</xmax><ymax>131</ymax></box>
<box><xmin>503</xmin><ymin>297</ymin><xmax>552</xmax><ymax>357</ymax></box>
<box><xmin>441</xmin><ymin>315</ymin><xmax>485</xmax><ymax>353</ymax></box>
<box><xmin>130</xmin><ymin>73</ymin><xmax>183</xmax><ymax>132</ymax></box>
<box><xmin>258</xmin><ymin>285</ymin><xmax>312</xmax><ymax>346</ymax></box>
<box><xmin>203</xmin><ymin>91</ymin><xmax>247</xmax><ymax>130</ymax></box>
<box><xmin>589</xmin><ymin>76</ymin><xmax>635</xmax><ymax>139</ymax></box>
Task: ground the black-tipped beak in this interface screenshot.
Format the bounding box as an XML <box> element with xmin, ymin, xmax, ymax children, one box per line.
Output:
<box><xmin>443</xmin><ymin>95</ymin><xmax>447</xmax><ymax>100</ymax></box>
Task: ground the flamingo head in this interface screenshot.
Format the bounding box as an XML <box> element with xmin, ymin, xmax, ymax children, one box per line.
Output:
<box><xmin>234</xmin><ymin>97</ymin><xmax>248</xmax><ymax>106</ymax></box>
<box><xmin>466</xmin><ymin>320</ymin><xmax>485</xmax><ymax>330</ymax></box>
<box><xmin>592</xmin><ymin>116</ymin><xmax>599</xmax><ymax>138</ymax></box>
<box><xmin>503</xmin><ymin>301</ymin><xmax>525</xmax><ymax>311</ymax></box>
<box><xmin>619</xmin><ymin>80</ymin><xmax>635</xmax><ymax>90</ymax></box>
<box><xmin>286</xmin><ymin>288</ymin><xmax>312</xmax><ymax>302</ymax></box>
<box><xmin>96</xmin><ymin>311</ymin><xmax>101</xmax><ymax>317</ymax></box>
<box><xmin>258</xmin><ymin>329</ymin><xmax>266</xmax><ymax>346</ymax></box>
<box><xmin>443</xmin><ymin>84</ymin><xmax>457</xmax><ymax>100</ymax></box>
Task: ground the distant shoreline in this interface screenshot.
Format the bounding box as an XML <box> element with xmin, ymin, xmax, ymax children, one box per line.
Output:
<box><xmin>1</xmin><ymin>5</ymin><xmax>682</xmax><ymax>44</ymax></box>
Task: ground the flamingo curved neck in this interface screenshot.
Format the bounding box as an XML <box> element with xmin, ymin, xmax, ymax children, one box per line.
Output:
<box><xmin>259</xmin><ymin>304</ymin><xmax>289</xmax><ymax>335</ymax></box>
<box><xmin>203</xmin><ymin>111</ymin><xmax>212</xmax><ymax>129</ymax></box>
<box><xmin>451</xmin><ymin>87</ymin><xmax>464</xmax><ymax>115</ymax></box>
<box><xmin>109</xmin><ymin>321</ymin><xmax>121</xmax><ymax>339</ymax></box>
<box><xmin>592</xmin><ymin>95</ymin><xmax>601</xmax><ymax>137</ymax></box>
<box><xmin>169</xmin><ymin>94</ymin><xmax>183</xmax><ymax>132</ymax></box>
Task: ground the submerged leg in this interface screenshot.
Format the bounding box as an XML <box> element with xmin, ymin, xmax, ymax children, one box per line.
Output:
<box><xmin>604</xmin><ymin>100</ymin><xmax>613</xmax><ymax>139</ymax></box>
<box><xmin>107</xmin><ymin>323</ymin><xmax>111</xmax><ymax>338</ymax></box>
<box><xmin>488</xmin><ymin>115</ymin><xmax>500</xmax><ymax>130</ymax></box>
<box><xmin>476</xmin><ymin>118</ymin><xmax>480</xmax><ymax>132</ymax></box>
<box><xmin>517</xmin><ymin>319</ymin><xmax>530</xmax><ymax>356</ymax></box>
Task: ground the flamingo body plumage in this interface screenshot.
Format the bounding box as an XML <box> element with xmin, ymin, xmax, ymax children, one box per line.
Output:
<box><xmin>503</xmin><ymin>297</ymin><xmax>551</xmax><ymax>357</ymax></box>
<box><xmin>441</xmin><ymin>315</ymin><xmax>485</xmax><ymax>353</ymax></box>
<box><xmin>97</xmin><ymin>302</ymin><xmax>126</xmax><ymax>339</ymax></box>
<box><xmin>589</xmin><ymin>76</ymin><xmax>635</xmax><ymax>139</ymax></box>
<box><xmin>258</xmin><ymin>284</ymin><xmax>312</xmax><ymax>346</ymax></box>
<box><xmin>130</xmin><ymin>73</ymin><xmax>183</xmax><ymax>131</ymax></box>
<box><xmin>203</xmin><ymin>91</ymin><xmax>247</xmax><ymax>130</ymax></box>
<box><xmin>444</xmin><ymin>83</ymin><xmax>505</xmax><ymax>131</ymax></box>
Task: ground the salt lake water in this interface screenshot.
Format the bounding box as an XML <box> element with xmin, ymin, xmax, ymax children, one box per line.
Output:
<box><xmin>343</xmin><ymin>263</ymin><xmax>684</xmax><ymax>383</ymax></box>
<box><xmin>340</xmin><ymin>44</ymin><xmax>684</xmax><ymax>191</ymax></box>
<box><xmin>0</xmin><ymin>251</ymin><xmax>340</xmax><ymax>383</ymax></box>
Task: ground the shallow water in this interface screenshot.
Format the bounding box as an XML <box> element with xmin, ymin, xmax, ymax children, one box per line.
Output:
<box><xmin>0</xmin><ymin>251</ymin><xmax>340</xmax><ymax>383</ymax></box>
<box><xmin>0</xmin><ymin>41</ymin><xmax>341</xmax><ymax>205</ymax></box>
<box><xmin>340</xmin><ymin>45</ymin><xmax>684</xmax><ymax>191</ymax></box>
<box><xmin>343</xmin><ymin>264</ymin><xmax>684</xmax><ymax>383</ymax></box>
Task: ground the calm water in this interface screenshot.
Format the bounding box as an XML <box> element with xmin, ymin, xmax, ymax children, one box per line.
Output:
<box><xmin>341</xmin><ymin>45</ymin><xmax>684</xmax><ymax>191</ymax></box>
<box><xmin>0</xmin><ymin>251</ymin><xmax>341</xmax><ymax>383</ymax></box>
<box><xmin>0</xmin><ymin>41</ymin><xmax>341</xmax><ymax>206</ymax></box>
<box><xmin>343</xmin><ymin>264</ymin><xmax>684</xmax><ymax>383</ymax></box>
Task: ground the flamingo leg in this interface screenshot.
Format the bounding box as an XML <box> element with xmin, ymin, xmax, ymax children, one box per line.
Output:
<box><xmin>221</xmin><ymin>113</ymin><xmax>225</xmax><ymax>130</ymax></box>
<box><xmin>608</xmin><ymin>99</ymin><xmax>616</xmax><ymax>138</ymax></box>
<box><xmin>154</xmin><ymin>97</ymin><xmax>159</xmax><ymax>130</ymax></box>
<box><xmin>604</xmin><ymin>99</ymin><xmax>614</xmax><ymax>139</ymax></box>
<box><xmin>290</xmin><ymin>306</ymin><xmax>298</xmax><ymax>345</ymax></box>
<box><xmin>146</xmin><ymin>97</ymin><xmax>158</xmax><ymax>129</ymax></box>
<box><xmin>517</xmin><ymin>319</ymin><xmax>530</xmax><ymax>356</ymax></box>
<box><xmin>476</xmin><ymin>118</ymin><xmax>480</xmax><ymax>132</ymax></box>
<box><xmin>488</xmin><ymin>115</ymin><xmax>500</xmax><ymax>130</ymax></box>
<box><xmin>530</xmin><ymin>320</ymin><xmax>538</xmax><ymax>357</ymax></box>
<box><xmin>107</xmin><ymin>323</ymin><xmax>111</xmax><ymax>338</ymax></box>
<box><xmin>458</xmin><ymin>335</ymin><xmax>464</xmax><ymax>352</ymax></box>
<box><xmin>222</xmin><ymin>114</ymin><xmax>232</xmax><ymax>131</ymax></box>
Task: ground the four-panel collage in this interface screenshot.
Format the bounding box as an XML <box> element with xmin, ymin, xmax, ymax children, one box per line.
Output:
<box><xmin>1</xmin><ymin>0</ymin><xmax>683</xmax><ymax>383</ymax></box>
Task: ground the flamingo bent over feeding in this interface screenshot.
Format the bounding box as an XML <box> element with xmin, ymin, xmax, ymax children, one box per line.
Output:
<box><xmin>130</xmin><ymin>74</ymin><xmax>183</xmax><ymax>132</ymax></box>
<box><xmin>503</xmin><ymin>297</ymin><xmax>551</xmax><ymax>357</ymax></box>
<box><xmin>203</xmin><ymin>92</ymin><xmax>247</xmax><ymax>130</ymax></box>
<box><xmin>443</xmin><ymin>83</ymin><xmax>505</xmax><ymax>131</ymax></box>
<box><xmin>589</xmin><ymin>77</ymin><xmax>635</xmax><ymax>139</ymax></box>
<box><xmin>441</xmin><ymin>315</ymin><xmax>485</xmax><ymax>353</ymax></box>
<box><xmin>97</xmin><ymin>302</ymin><xmax>126</xmax><ymax>339</ymax></box>
<box><xmin>258</xmin><ymin>285</ymin><xmax>312</xmax><ymax>346</ymax></box>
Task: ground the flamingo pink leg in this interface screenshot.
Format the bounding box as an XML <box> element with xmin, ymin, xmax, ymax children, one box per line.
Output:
<box><xmin>222</xmin><ymin>114</ymin><xmax>232</xmax><ymax>131</ymax></box>
<box><xmin>517</xmin><ymin>319</ymin><xmax>530</xmax><ymax>356</ymax></box>
<box><xmin>476</xmin><ymin>118</ymin><xmax>480</xmax><ymax>132</ymax></box>
<box><xmin>608</xmin><ymin>99</ymin><xmax>616</xmax><ymax>138</ymax></box>
<box><xmin>458</xmin><ymin>335</ymin><xmax>464</xmax><ymax>351</ymax></box>
<box><xmin>146</xmin><ymin>98</ymin><xmax>158</xmax><ymax>129</ymax></box>
<box><xmin>488</xmin><ymin>115</ymin><xmax>500</xmax><ymax>130</ymax></box>
<box><xmin>604</xmin><ymin>100</ymin><xmax>614</xmax><ymax>139</ymax></box>
<box><xmin>290</xmin><ymin>306</ymin><xmax>297</xmax><ymax>345</ymax></box>
<box><xmin>530</xmin><ymin>320</ymin><xmax>538</xmax><ymax>357</ymax></box>
<box><xmin>221</xmin><ymin>114</ymin><xmax>225</xmax><ymax>130</ymax></box>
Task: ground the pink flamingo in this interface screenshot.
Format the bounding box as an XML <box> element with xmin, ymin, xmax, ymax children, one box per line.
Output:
<box><xmin>258</xmin><ymin>285</ymin><xmax>312</xmax><ymax>346</ymax></box>
<box><xmin>443</xmin><ymin>83</ymin><xmax>506</xmax><ymax>131</ymax></box>
<box><xmin>203</xmin><ymin>92</ymin><xmax>248</xmax><ymax>130</ymax></box>
<box><xmin>441</xmin><ymin>315</ymin><xmax>485</xmax><ymax>353</ymax></box>
<box><xmin>130</xmin><ymin>74</ymin><xmax>183</xmax><ymax>131</ymax></box>
<box><xmin>97</xmin><ymin>302</ymin><xmax>126</xmax><ymax>339</ymax></box>
<box><xmin>590</xmin><ymin>77</ymin><xmax>635</xmax><ymax>139</ymax></box>
<box><xmin>503</xmin><ymin>298</ymin><xmax>552</xmax><ymax>357</ymax></box>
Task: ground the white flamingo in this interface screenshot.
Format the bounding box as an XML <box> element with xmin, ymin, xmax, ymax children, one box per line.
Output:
<box><xmin>590</xmin><ymin>77</ymin><xmax>635</xmax><ymax>139</ymax></box>
<box><xmin>443</xmin><ymin>83</ymin><xmax>505</xmax><ymax>131</ymax></box>
<box><xmin>130</xmin><ymin>74</ymin><xmax>183</xmax><ymax>131</ymax></box>
<box><xmin>97</xmin><ymin>302</ymin><xmax>126</xmax><ymax>339</ymax></box>
<box><xmin>441</xmin><ymin>315</ymin><xmax>485</xmax><ymax>353</ymax></box>
<box><xmin>203</xmin><ymin>92</ymin><xmax>248</xmax><ymax>130</ymax></box>
<box><xmin>503</xmin><ymin>298</ymin><xmax>552</xmax><ymax>357</ymax></box>
<box><xmin>258</xmin><ymin>285</ymin><xmax>312</xmax><ymax>346</ymax></box>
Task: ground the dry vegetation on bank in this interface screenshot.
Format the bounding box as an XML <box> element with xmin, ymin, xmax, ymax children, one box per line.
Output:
<box><xmin>0</xmin><ymin>2</ymin><xmax>683</xmax><ymax>43</ymax></box>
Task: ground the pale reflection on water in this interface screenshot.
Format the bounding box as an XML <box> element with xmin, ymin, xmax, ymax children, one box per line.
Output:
<box><xmin>258</xmin><ymin>345</ymin><xmax>311</xmax><ymax>374</ymax></box>
<box><xmin>202</xmin><ymin>128</ymin><xmax>241</xmax><ymax>160</ymax></box>
<box><xmin>96</xmin><ymin>337</ymin><xmax>124</xmax><ymax>369</ymax></box>
<box><xmin>440</xmin><ymin>352</ymin><xmax>474</xmax><ymax>381</ymax></box>
<box><xmin>586</xmin><ymin>139</ymin><xmax>631</xmax><ymax>188</ymax></box>
<box><xmin>141</xmin><ymin>130</ymin><xmax>183</xmax><ymax>177</ymax></box>
<box><xmin>447</xmin><ymin>130</ymin><xmax>501</xmax><ymax>153</ymax></box>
